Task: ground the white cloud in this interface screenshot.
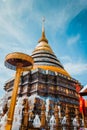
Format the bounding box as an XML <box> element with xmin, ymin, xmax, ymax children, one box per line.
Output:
<box><xmin>0</xmin><ymin>0</ymin><xmax>35</xmax><ymax>89</ymax></box>
<box><xmin>67</xmin><ymin>34</ymin><xmax>80</xmax><ymax>45</ymax></box>
<box><xmin>0</xmin><ymin>0</ymin><xmax>35</xmax><ymax>46</ymax></box>
<box><xmin>44</xmin><ymin>0</ymin><xmax>87</xmax><ymax>32</ymax></box>
<box><xmin>61</xmin><ymin>56</ymin><xmax>72</xmax><ymax>62</ymax></box>
<box><xmin>2</xmin><ymin>0</ymin><xmax>6</xmax><ymax>2</ymax></box>
<box><xmin>64</xmin><ymin>62</ymin><xmax>87</xmax><ymax>75</ymax></box>
<box><xmin>0</xmin><ymin>0</ymin><xmax>86</xmax><ymax>43</ymax></box>
<box><xmin>0</xmin><ymin>14</ymin><xmax>28</xmax><ymax>45</ymax></box>
<box><xmin>0</xmin><ymin>64</ymin><xmax>14</xmax><ymax>81</ymax></box>
<box><xmin>60</xmin><ymin>56</ymin><xmax>87</xmax><ymax>81</ymax></box>
<box><xmin>61</xmin><ymin>56</ymin><xmax>87</xmax><ymax>76</ymax></box>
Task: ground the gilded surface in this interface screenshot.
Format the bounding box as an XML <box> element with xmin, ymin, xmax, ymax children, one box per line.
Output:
<box><xmin>33</xmin><ymin>65</ymin><xmax>70</xmax><ymax>77</ymax></box>
<box><xmin>5</xmin><ymin>67</ymin><xmax>22</xmax><ymax>130</ymax></box>
<box><xmin>33</xmin><ymin>46</ymin><xmax>53</xmax><ymax>55</ymax></box>
<box><xmin>5</xmin><ymin>52</ymin><xmax>34</xmax><ymax>65</ymax></box>
<box><xmin>5</xmin><ymin>52</ymin><xmax>34</xmax><ymax>70</ymax></box>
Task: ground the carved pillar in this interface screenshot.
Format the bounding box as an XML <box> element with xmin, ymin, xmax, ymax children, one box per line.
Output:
<box><xmin>21</xmin><ymin>99</ymin><xmax>29</xmax><ymax>130</ymax></box>
<box><xmin>65</xmin><ymin>105</ymin><xmax>70</xmax><ymax>130</ymax></box>
<box><xmin>5</xmin><ymin>67</ymin><xmax>22</xmax><ymax>130</ymax></box>
<box><xmin>41</xmin><ymin>102</ymin><xmax>46</xmax><ymax>128</ymax></box>
<box><xmin>75</xmin><ymin>107</ymin><xmax>80</xmax><ymax>128</ymax></box>
<box><xmin>54</xmin><ymin>104</ymin><xmax>59</xmax><ymax>130</ymax></box>
<box><xmin>84</xmin><ymin>116</ymin><xmax>87</xmax><ymax>128</ymax></box>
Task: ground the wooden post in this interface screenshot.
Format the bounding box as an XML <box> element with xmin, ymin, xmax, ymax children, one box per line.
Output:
<box><xmin>82</xmin><ymin>111</ymin><xmax>86</xmax><ymax>128</ymax></box>
<box><xmin>21</xmin><ymin>99</ymin><xmax>29</xmax><ymax>130</ymax></box>
<box><xmin>5</xmin><ymin>67</ymin><xmax>22</xmax><ymax>130</ymax></box>
<box><xmin>75</xmin><ymin>107</ymin><xmax>80</xmax><ymax>128</ymax></box>
<box><xmin>54</xmin><ymin>104</ymin><xmax>59</xmax><ymax>130</ymax></box>
<box><xmin>41</xmin><ymin>102</ymin><xmax>46</xmax><ymax>128</ymax></box>
<box><xmin>65</xmin><ymin>105</ymin><xmax>70</xmax><ymax>130</ymax></box>
<box><xmin>4</xmin><ymin>52</ymin><xmax>33</xmax><ymax>130</ymax></box>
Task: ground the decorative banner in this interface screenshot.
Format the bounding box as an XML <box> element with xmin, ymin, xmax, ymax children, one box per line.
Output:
<box><xmin>79</xmin><ymin>96</ymin><xmax>83</xmax><ymax>113</ymax></box>
<box><xmin>79</xmin><ymin>96</ymin><xmax>86</xmax><ymax>116</ymax></box>
<box><xmin>83</xmin><ymin>98</ymin><xmax>86</xmax><ymax>116</ymax></box>
<box><xmin>85</xmin><ymin>100</ymin><xmax>87</xmax><ymax>107</ymax></box>
<box><xmin>76</xmin><ymin>83</ymin><xmax>81</xmax><ymax>93</ymax></box>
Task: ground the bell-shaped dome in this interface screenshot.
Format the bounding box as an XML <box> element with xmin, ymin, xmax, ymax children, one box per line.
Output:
<box><xmin>31</xmin><ymin>24</ymin><xmax>70</xmax><ymax>77</ymax></box>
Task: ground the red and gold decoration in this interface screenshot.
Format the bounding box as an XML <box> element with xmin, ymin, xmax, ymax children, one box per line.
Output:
<box><xmin>79</xmin><ymin>96</ymin><xmax>87</xmax><ymax>128</ymax></box>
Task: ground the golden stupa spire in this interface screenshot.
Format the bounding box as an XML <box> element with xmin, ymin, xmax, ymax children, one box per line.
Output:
<box><xmin>38</xmin><ymin>17</ymin><xmax>48</xmax><ymax>43</ymax></box>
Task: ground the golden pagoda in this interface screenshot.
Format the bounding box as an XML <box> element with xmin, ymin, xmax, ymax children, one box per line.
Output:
<box><xmin>3</xmin><ymin>21</ymin><xmax>82</xmax><ymax>129</ymax></box>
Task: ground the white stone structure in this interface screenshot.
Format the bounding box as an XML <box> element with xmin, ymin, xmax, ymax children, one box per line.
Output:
<box><xmin>46</xmin><ymin>98</ymin><xmax>50</xmax><ymax>121</ymax></box>
<box><xmin>73</xmin><ymin>117</ymin><xmax>79</xmax><ymax>130</ymax></box>
<box><xmin>0</xmin><ymin>113</ymin><xmax>7</xmax><ymax>130</ymax></box>
<box><xmin>33</xmin><ymin>114</ymin><xmax>41</xmax><ymax>128</ymax></box>
<box><xmin>50</xmin><ymin>115</ymin><xmax>56</xmax><ymax>130</ymax></box>
<box><xmin>61</xmin><ymin>116</ymin><xmax>67</xmax><ymax>130</ymax></box>
<box><xmin>12</xmin><ymin>97</ymin><xmax>23</xmax><ymax>130</ymax></box>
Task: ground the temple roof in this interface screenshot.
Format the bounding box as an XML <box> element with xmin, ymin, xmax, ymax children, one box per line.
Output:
<box><xmin>79</xmin><ymin>85</ymin><xmax>87</xmax><ymax>96</ymax></box>
<box><xmin>31</xmin><ymin>22</ymin><xmax>70</xmax><ymax>77</ymax></box>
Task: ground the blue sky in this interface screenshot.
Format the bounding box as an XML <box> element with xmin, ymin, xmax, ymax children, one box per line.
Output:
<box><xmin>0</xmin><ymin>0</ymin><xmax>87</xmax><ymax>97</ymax></box>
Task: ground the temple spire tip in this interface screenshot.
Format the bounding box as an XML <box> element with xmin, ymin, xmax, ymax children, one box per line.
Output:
<box><xmin>42</xmin><ymin>16</ymin><xmax>45</xmax><ymax>32</ymax></box>
<box><xmin>38</xmin><ymin>17</ymin><xmax>48</xmax><ymax>43</ymax></box>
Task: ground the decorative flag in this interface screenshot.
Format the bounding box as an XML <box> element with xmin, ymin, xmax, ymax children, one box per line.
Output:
<box><xmin>83</xmin><ymin>98</ymin><xmax>86</xmax><ymax>116</ymax></box>
<box><xmin>85</xmin><ymin>100</ymin><xmax>87</xmax><ymax>107</ymax></box>
<box><xmin>76</xmin><ymin>84</ymin><xmax>81</xmax><ymax>93</ymax></box>
<box><xmin>79</xmin><ymin>96</ymin><xmax>86</xmax><ymax>116</ymax></box>
<box><xmin>85</xmin><ymin>100</ymin><xmax>87</xmax><ymax>116</ymax></box>
<box><xmin>79</xmin><ymin>96</ymin><xmax>83</xmax><ymax>113</ymax></box>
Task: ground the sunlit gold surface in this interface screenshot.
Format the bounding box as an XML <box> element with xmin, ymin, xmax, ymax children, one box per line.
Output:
<box><xmin>32</xmin><ymin>41</ymin><xmax>54</xmax><ymax>54</ymax></box>
<box><xmin>5</xmin><ymin>52</ymin><xmax>34</xmax><ymax>69</ymax></box>
<box><xmin>5</xmin><ymin>67</ymin><xmax>22</xmax><ymax>130</ymax></box>
<box><xmin>33</xmin><ymin>65</ymin><xmax>70</xmax><ymax>77</ymax></box>
<box><xmin>38</xmin><ymin>31</ymin><xmax>48</xmax><ymax>43</ymax></box>
<box><xmin>41</xmin><ymin>103</ymin><xmax>46</xmax><ymax>127</ymax></box>
<box><xmin>38</xmin><ymin>18</ymin><xmax>48</xmax><ymax>43</ymax></box>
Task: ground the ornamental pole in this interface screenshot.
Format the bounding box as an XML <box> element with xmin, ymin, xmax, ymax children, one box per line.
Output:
<box><xmin>4</xmin><ymin>52</ymin><xmax>33</xmax><ymax>130</ymax></box>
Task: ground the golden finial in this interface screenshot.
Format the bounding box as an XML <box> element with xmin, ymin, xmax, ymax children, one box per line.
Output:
<box><xmin>38</xmin><ymin>17</ymin><xmax>48</xmax><ymax>43</ymax></box>
<box><xmin>42</xmin><ymin>16</ymin><xmax>45</xmax><ymax>32</ymax></box>
<box><xmin>42</xmin><ymin>16</ymin><xmax>45</xmax><ymax>23</ymax></box>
